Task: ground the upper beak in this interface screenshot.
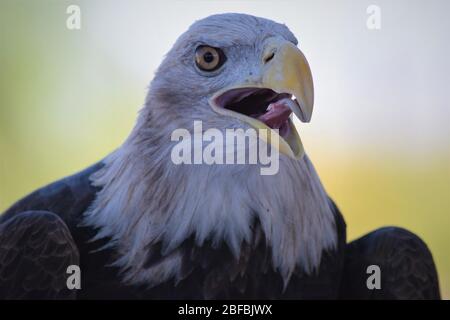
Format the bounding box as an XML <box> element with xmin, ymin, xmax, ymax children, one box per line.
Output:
<box><xmin>262</xmin><ymin>37</ymin><xmax>314</xmax><ymax>123</ymax></box>
<box><xmin>209</xmin><ymin>37</ymin><xmax>314</xmax><ymax>159</ymax></box>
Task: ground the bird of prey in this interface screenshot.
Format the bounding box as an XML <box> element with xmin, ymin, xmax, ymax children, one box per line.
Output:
<box><xmin>0</xmin><ymin>13</ymin><xmax>440</xmax><ymax>299</ymax></box>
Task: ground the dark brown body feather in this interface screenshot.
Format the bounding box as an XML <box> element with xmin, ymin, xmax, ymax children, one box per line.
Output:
<box><xmin>0</xmin><ymin>163</ymin><xmax>440</xmax><ymax>299</ymax></box>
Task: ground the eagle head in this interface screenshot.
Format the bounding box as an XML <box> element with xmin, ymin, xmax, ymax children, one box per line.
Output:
<box><xmin>148</xmin><ymin>13</ymin><xmax>313</xmax><ymax>158</ymax></box>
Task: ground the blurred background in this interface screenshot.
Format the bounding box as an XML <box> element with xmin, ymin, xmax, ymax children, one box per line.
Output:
<box><xmin>0</xmin><ymin>0</ymin><xmax>449</xmax><ymax>298</ymax></box>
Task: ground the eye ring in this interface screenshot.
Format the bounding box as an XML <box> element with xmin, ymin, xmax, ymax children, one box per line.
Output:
<box><xmin>195</xmin><ymin>46</ymin><xmax>226</xmax><ymax>72</ymax></box>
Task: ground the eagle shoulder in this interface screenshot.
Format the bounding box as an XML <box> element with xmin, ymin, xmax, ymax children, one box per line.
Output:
<box><xmin>1</xmin><ymin>162</ymin><xmax>104</xmax><ymax>229</ymax></box>
<box><xmin>0</xmin><ymin>211</ymin><xmax>79</xmax><ymax>299</ymax></box>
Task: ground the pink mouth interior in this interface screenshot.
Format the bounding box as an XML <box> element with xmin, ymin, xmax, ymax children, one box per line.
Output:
<box><xmin>214</xmin><ymin>88</ymin><xmax>293</xmax><ymax>138</ymax></box>
<box><xmin>256</xmin><ymin>99</ymin><xmax>292</xmax><ymax>137</ymax></box>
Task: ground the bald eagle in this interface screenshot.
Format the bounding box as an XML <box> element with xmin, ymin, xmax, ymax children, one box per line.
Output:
<box><xmin>0</xmin><ymin>13</ymin><xmax>440</xmax><ymax>299</ymax></box>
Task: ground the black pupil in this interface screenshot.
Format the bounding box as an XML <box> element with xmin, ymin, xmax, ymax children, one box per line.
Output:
<box><xmin>203</xmin><ymin>51</ymin><xmax>215</xmax><ymax>63</ymax></box>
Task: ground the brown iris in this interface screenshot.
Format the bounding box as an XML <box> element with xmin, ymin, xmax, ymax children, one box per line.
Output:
<box><xmin>195</xmin><ymin>46</ymin><xmax>226</xmax><ymax>71</ymax></box>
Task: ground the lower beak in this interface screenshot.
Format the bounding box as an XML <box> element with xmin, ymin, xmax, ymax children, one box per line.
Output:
<box><xmin>210</xmin><ymin>38</ymin><xmax>314</xmax><ymax>159</ymax></box>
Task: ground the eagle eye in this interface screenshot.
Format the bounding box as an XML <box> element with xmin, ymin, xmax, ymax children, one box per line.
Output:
<box><xmin>195</xmin><ymin>46</ymin><xmax>226</xmax><ymax>72</ymax></box>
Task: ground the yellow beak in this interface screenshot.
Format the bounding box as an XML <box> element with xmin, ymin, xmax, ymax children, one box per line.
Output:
<box><xmin>210</xmin><ymin>38</ymin><xmax>314</xmax><ymax>159</ymax></box>
<box><xmin>262</xmin><ymin>38</ymin><xmax>314</xmax><ymax>123</ymax></box>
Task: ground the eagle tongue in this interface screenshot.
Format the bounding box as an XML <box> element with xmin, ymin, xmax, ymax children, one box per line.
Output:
<box><xmin>257</xmin><ymin>98</ymin><xmax>292</xmax><ymax>130</ymax></box>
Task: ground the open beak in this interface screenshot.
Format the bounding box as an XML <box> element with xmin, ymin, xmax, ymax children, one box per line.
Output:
<box><xmin>209</xmin><ymin>38</ymin><xmax>314</xmax><ymax>159</ymax></box>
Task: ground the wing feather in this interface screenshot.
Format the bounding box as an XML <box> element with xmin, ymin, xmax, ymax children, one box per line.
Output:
<box><xmin>340</xmin><ymin>226</ymin><xmax>440</xmax><ymax>299</ymax></box>
<box><xmin>0</xmin><ymin>211</ymin><xmax>79</xmax><ymax>299</ymax></box>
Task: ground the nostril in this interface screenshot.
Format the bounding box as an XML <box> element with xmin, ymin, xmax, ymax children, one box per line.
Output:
<box><xmin>263</xmin><ymin>51</ymin><xmax>275</xmax><ymax>64</ymax></box>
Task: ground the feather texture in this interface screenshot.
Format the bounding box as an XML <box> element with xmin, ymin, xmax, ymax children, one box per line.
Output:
<box><xmin>0</xmin><ymin>211</ymin><xmax>79</xmax><ymax>299</ymax></box>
